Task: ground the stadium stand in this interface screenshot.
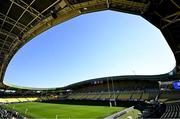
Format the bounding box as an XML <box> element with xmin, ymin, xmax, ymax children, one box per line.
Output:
<box><xmin>1</xmin><ymin>78</ymin><xmax>179</xmax><ymax>118</ymax></box>
<box><xmin>0</xmin><ymin>87</ymin><xmax>66</xmax><ymax>104</ymax></box>
<box><xmin>0</xmin><ymin>106</ymin><xmax>26</xmax><ymax>119</ymax></box>
<box><xmin>159</xmin><ymin>90</ymin><xmax>180</xmax><ymax>102</ymax></box>
<box><xmin>159</xmin><ymin>81</ymin><xmax>180</xmax><ymax>102</ymax></box>
<box><xmin>65</xmin><ymin>79</ymin><xmax>160</xmax><ymax>102</ymax></box>
<box><xmin>0</xmin><ymin>0</ymin><xmax>179</xmax><ymax>118</ymax></box>
<box><xmin>160</xmin><ymin>102</ymin><xmax>180</xmax><ymax>119</ymax></box>
<box><xmin>0</xmin><ymin>97</ymin><xmax>38</xmax><ymax>104</ymax></box>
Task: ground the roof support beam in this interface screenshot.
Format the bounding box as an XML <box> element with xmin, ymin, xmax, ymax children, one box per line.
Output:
<box><xmin>170</xmin><ymin>0</ymin><xmax>180</xmax><ymax>10</ymax></box>
<box><xmin>10</xmin><ymin>0</ymin><xmax>42</xmax><ymax>20</ymax></box>
<box><xmin>0</xmin><ymin>12</ymin><xmax>27</xmax><ymax>31</ymax></box>
<box><xmin>106</xmin><ymin>0</ymin><xmax>110</xmax><ymax>8</ymax></box>
<box><xmin>0</xmin><ymin>38</ymin><xmax>11</xmax><ymax>45</ymax></box>
<box><xmin>5</xmin><ymin>0</ymin><xmax>60</xmax><ymax>58</ymax></box>
<box><xmin>161</xmin><ymin>12</ymin><xmax>180</xmax><ymax>29</ymax></box>
<box><xmin>0</xmin><ymin>0</ymin><xmax>36</xmax><ymax>55</ymax></box>
<box><xmin>64</xmin><ymin>0</ymin><xmax>74</xmax><ymax>10</ymax></box>
<box><xmin>163</xmin><ymin>11</ymin><xmax>180</xmax><ymax>20</ymax></box>
<box><xmin>18</xmin><ymin>0</ymin><xmax>44</xmax><ymax>18</ymax></box>
<box><xmin>0</xmin><ymin>47</ymin><xmax>9</xmax><ymax>53</ymax></box>
<box><xmin>0</xmin><ymin>2</ymin><xmax>13</xmax><ymax>29</ymax></box>
<box><xmin>0</xmin><ymin>29</ymin><xmax>19</xmax><ymax>41</ymax></box>
<box><xmin>20</xmin><ymin>0</ymin><xmax>61</xmax><ymax>35</ymax></box>
<box><xmin>0</xmin><ymin>41</ymin><xmax>11</xmax><ymax>47</ymax></box>
<box><xmin>109</xmin><ymin>0</ymin><xmax>148</xmax><ymax>14</ymax></box>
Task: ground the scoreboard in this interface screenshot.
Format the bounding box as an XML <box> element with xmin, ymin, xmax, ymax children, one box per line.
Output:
<box><xmin>173</xmin><ymin>81</ymin><xmax>180</xmax><ymax>90</ymax></box>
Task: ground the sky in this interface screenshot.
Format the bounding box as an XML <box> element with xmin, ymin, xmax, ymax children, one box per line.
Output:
<box><xmin>4</xmin><ymin>10</ymin><xmax>176</xmax><ymax>88</ymax></box>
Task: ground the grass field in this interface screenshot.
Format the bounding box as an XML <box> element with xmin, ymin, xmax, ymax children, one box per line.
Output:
<box><xmin>4</xmin><ymin>102</ymin><xmax>124</xmax><ymax>118</ymax></box>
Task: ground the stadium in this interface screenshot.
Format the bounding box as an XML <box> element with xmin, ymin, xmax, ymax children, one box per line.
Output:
<box><xmin>0</xmin><ymin>0</ymin><xmax>180</xmax><ymax>118</ymax></box>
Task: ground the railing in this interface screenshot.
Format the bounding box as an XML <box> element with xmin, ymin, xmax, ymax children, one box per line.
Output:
<box><xmin>104</xmin><ymin>106</ymin><xmax>134</xmax><ymax>119</ymax></box>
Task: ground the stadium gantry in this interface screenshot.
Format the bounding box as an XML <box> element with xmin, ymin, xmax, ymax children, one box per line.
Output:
<box><xmin>0</xmin><ymin>0</ymin><xmax>179</xmax><ymax>88</ymax></box>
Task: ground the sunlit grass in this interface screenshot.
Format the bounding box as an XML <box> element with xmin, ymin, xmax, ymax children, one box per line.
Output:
<box><xmin>4</xmin><ymin>102</ymin><xmax>124</xmax><ymax>118</ymax></box>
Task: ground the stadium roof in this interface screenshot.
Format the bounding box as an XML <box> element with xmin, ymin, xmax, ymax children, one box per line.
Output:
<box><xmin>63</xmin><ymin>73</ymin><xmax>172</xmax><ymax>89</ymax></box>
<box><xmin>0</xmin><ymin>0</ymin><xmax>179</xmax><ymax>88</ymax></box>
<box><xmin>1</xmin><ymin>72</ymin><xmax>172</xmax><ymax>90</ymax></box>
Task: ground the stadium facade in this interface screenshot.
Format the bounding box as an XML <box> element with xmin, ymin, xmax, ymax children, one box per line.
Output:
<box><xmin>0</xmin><ymin>0</ymin><xmax>179</xmax><ymax>88</ymax></box>
<box><xmin>0</xmin><ymin>1</ymin><xmax>180</xmax><ymax>118</ymax></box>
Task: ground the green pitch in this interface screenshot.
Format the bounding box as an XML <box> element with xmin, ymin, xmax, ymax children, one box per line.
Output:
<box><xmin>5</xmin><ymin>102</ymin><xmax>123</xmax><ymax>118</ymax></box>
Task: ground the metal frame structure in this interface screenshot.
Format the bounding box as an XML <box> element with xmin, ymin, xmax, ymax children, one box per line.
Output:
<box><xmin>0</xmin><ymin>0</ymin><xmax>179</xmax><ymax>88</ymax></box>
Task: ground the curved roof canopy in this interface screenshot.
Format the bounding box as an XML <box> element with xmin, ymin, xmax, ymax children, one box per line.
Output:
<box><xmin>62</xmin><ymin>74</ymin><xmax>171</xmax><ymax>90</ymax></box>
<box><xmin>0</xmin><ymin>0</ymin><xmax>179</xmax><ymax>88</ymax></box>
